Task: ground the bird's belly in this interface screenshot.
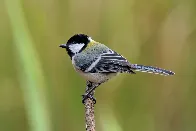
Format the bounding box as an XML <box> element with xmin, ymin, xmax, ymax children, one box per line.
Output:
<box><xmin>78</xmin><ymin>72</ymin><xmax>117</xmax><ymax>83</ymax></box>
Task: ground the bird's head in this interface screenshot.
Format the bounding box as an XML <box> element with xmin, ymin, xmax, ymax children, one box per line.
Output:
<box><xmin>59</xmin><ymin>34</ymin><xmax>95</xmax><ymax>59</ymax></box>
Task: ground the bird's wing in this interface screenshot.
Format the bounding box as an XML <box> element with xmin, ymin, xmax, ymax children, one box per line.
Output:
<box><xmin>85</xmin><ymin>50</ymin><xmax>135</xmax><ymax>74</ymax></box>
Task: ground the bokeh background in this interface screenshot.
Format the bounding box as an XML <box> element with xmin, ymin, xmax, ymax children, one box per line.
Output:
<box><xmin>1</xmin><ymin>0</ymin><xmax>196</xmax><ymax>131</ymax></box>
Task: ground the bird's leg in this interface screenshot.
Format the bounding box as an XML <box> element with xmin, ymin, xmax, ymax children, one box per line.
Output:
<box><xmin>82</xmin><ymin>81</ymin><xmax>100</xmax><ymax>104</ymax></box>
<box><xmin>82</xmin><ymin>94</ymin><xmax>96</xmax><ymax>104</ymax></box>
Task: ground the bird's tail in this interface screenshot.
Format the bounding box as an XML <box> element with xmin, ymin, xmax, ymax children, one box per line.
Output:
<box><xmin>130</xmin><ymin>64</ymin><xmax>175</xmax><ymax>76</ymax></box>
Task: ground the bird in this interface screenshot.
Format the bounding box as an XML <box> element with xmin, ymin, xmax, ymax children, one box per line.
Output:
<box><xmin>59</xmin><ymin>34</ymin><xmax>175</xmax><ymax>104</ymax></box>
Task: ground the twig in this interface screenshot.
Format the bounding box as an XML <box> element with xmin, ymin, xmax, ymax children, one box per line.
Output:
<box><xmin>84</xmin><ymin>82</ymin><xmax>96</xmax><ymax>131</ymax></box>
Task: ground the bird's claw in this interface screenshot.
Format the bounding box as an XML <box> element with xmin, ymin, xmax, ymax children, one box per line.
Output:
<box><xmin>82</xmin><ymin>94</ymin><xmax>96</xmax><ymax>104</ymax></box>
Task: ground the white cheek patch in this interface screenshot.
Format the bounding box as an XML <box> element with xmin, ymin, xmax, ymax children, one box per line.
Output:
<box><xmin>69</xmin><ymin>43</ymin><xmax>85</xmax><ymax>53</ymax></box>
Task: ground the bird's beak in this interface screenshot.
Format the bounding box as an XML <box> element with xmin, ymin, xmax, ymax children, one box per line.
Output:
<box><xmin>59</xmin><ymin>44</ymin><xmax>67</xmax><ymax>48</ymax></box>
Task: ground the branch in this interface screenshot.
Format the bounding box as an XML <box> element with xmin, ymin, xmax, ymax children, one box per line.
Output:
<box><xmin>84</xmin><ymin>83</ymin><xmax>96</xmax><ymax>131</ymax></box>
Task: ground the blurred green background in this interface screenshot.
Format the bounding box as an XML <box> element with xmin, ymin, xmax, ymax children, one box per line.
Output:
<box><xmin>1</xmin><ymin>0</ymin><xmax>196</xmax><ymax>131</ymax></box>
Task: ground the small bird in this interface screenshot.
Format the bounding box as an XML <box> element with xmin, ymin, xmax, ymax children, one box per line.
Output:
<box><xmin>59</xmin><ymin>34</ymin><xmax>175</xmax><ymax>103</ymax></box>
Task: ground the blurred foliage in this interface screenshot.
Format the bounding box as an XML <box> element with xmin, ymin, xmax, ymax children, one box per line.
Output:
<box><xmin>1</xmin><ymin>0</ymin><xmax>196</xmax><ymax>131</ymax></box>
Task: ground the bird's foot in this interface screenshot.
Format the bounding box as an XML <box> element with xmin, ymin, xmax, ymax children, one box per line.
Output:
<box><xmin>82</xmin><ymin>94</ymin><xmax>96</xmax><ymax>104</ymax></box>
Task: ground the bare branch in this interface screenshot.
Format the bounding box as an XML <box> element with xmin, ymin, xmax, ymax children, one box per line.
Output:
<box><xmin>84</xmin><ymin>98</ymin><xmax>95</xmax><ymax>131</ymax></box>
<box><xmin>84</xmin><ymin>81</ymin><xmax>96</xmax><ymax>131</ymax></box>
